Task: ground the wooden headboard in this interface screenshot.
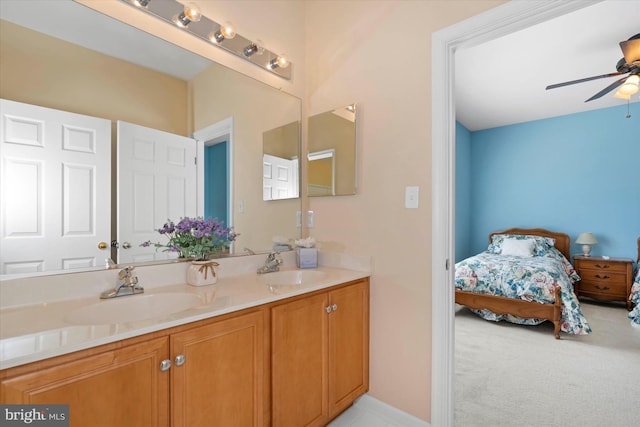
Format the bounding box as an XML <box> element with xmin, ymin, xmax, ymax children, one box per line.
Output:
<box><xmin>489</xmin><ymin>227</ymin><xmax>571</xmax><ymax>260</ymax></box>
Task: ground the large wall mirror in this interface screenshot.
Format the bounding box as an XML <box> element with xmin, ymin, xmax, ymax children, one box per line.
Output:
<box><xmin>0</xmin><ymin>0</ymin><xmax>301</xmax><ymax>278</ymax></box>
<box><xmin>307</xmin><ymin>104</ymin><xmax>357</xmax><ymax>196</ymax></box>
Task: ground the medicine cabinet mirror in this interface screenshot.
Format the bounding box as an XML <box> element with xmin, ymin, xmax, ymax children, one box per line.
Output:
<box><xmin>307</xmin><ymin>104</ymin><xmax>357</xmax><ymax>197</ymax></box>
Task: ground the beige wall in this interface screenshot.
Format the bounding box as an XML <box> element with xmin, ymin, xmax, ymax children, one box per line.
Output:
<box><xmin>304</xmin><ymin>0</ymin><xmax>505</xmax><ymax>421</ymax></box>
<box><xmin>0</xmin><ymin>20</ymin><xmax>188</xmax><ymax>135</ymax></box>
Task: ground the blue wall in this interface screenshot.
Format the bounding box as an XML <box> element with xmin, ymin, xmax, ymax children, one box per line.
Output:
<box><xmin>204</xmin><ymin>142</ymin><xmax>228</xmax><ymax>226</ymax></box>
<box><xmin>456</xmin><ymin>122</ymin><xmax>472</xmax><ymax>262</ymax></box>
<box><xmin>456</xmin><ymin>103</ymin><xmax>640</xmax><ymax>261</ymax></box>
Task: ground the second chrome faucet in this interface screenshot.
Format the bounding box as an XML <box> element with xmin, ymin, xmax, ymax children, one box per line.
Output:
<box><xmin>257</xmin><ymin>252</ymin><xmax>283</xmax><ymax>274</ymax></box>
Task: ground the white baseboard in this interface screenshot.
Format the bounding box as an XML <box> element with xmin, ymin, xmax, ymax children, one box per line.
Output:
<box><xmin>353</xmin><ymin>394</ymin><xmax>430</xmax><ymax>427</ymax></box>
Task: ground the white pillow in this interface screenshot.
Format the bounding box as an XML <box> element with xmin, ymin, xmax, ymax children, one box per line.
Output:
<box><xmin>500</xmin><ymin>238</ymin><xmax>535</xmax><ymax>257</ymax></box>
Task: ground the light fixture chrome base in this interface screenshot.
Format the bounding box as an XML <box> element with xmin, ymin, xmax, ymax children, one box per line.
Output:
<box><xmin>121</xmin><ymin>0</ymin><xmax>291</xmax><ymax>79</ymax></box>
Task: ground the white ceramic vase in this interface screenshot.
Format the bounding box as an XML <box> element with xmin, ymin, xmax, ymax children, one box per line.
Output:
<box><xmin>186</xmin><ymin>260</ymin><xmax>219</xmax><ymax>286</ymax></box>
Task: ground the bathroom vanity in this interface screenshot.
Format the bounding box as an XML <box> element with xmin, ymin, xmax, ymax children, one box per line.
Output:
<box><xmin>0</xmin><ymin>255</ymin><xmax>370</xmax><ymax>427</ymax></box>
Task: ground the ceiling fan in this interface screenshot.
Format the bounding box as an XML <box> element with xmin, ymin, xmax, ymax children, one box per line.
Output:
<box><xmin>546</xmin><ymin>33</ymin><xmax>640</xmax><ymax>102</ymax></box>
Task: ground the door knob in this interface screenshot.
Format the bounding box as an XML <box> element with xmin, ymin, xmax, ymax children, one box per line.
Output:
<box><xmin>98</xmin><ymin>242</ymin><xmax>108</xmax><ymax>250</ymax></box>
<box><xmin>122</xmin><ymin>242</ymin><xmax>132</xmax><ymax>249</ymax></box>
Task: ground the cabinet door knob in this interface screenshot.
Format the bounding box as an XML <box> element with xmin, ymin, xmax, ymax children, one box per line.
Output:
<box><xmin>160</xmin><ymin>359</ymin><xmax>172</xmax><ymax>371</ymax></box>
<box><xmin>175</xmin><ymin>354</ymin><xmax>186</xmax><ymax>366</ymax></box>
<box><xmin>326</xmin><ymin>306</ymin><xmax>332</xmax><ymax>314</ymax></box>
<box><xmin>332</xmin><ymin>304</ymin><xmax>338</xmax><ymax>311</ymax></box>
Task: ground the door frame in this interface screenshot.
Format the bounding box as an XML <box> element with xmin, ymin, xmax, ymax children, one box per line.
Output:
<box><xmin>430</xmin><ymin>1</ymin><xmax>599</xmax><ymax>425</ymax></box>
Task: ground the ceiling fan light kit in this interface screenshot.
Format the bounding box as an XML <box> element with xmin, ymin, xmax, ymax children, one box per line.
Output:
<box><xmin>546</xmin><ymin>33</ymin><xmax>640</xmax><ymax>109</ymax></box>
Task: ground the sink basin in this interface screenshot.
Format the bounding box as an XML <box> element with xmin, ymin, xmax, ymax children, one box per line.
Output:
<box><xmin>257</xmin><ymin>270</ymin><xmax>327</xmax><ymax>286</ymax></box>
<box><xmin>65</xmin><ymin>293</ymin><xmax>202</xmax><ymax>325</ymax></box>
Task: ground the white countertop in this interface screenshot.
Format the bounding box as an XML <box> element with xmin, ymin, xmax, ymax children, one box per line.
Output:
<box><xmin>0</xmin><ymin>265</ymin><xmax>370</xmax><ymax>370</ymax></box>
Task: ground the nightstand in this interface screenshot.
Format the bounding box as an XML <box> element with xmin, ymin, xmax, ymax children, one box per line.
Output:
<box><xmin>573</xmin><ymin>255</ymin><xmax>633</xmax><ymax>310</ymax></box>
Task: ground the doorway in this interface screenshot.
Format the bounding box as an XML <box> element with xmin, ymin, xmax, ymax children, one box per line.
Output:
<box><xmin>430</xmin><ymin>1</ymin><xmax>596</xmax><ymax>425</ymax></box>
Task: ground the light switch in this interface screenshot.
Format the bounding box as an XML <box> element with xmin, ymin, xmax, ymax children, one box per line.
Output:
<box><xmin>307</xmin><ymin>210</ymin><xmax>315</xmax><ymax>228</ymax></box>
<box><xmin>405</xmin><ymin>186</ymin><xmax>419</xmax><ymax>209</ymax></box>
<box><xmin>296</xmin><ymin>211</ymin><xmax>301</xmax><ymax>228</ymax></box>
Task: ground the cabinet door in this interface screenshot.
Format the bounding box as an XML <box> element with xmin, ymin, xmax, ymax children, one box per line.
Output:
<box><xmin>271</xmin><ymin>292</ymin><xmax>329</xmax><ymax>427</ymax></box>
<box><xmin>171</xmin><ymin>310</ymin><xmax>266</xmax><ymax>427</ymax></box>
<box><xmin>0</xmin><ymin>337</ymin><xmax>169</xmax><ymax>427</ymax></box>
<box><xmin>329</xmin><ymin>280</ymin><xmax>370</xmax><ymax>416</ymax></box>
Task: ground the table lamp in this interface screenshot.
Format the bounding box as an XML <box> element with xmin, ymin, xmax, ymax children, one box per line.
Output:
<box><xmin>575</xmin><ymin>232</ymin><xmax>598</xmax><ymax>257</ymax></box>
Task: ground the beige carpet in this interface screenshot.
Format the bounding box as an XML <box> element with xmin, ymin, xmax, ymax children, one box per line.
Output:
<box><xmin>454</xmin><ymin>301</ymin><xmax>639</xmax><ymax>427</ymax></box>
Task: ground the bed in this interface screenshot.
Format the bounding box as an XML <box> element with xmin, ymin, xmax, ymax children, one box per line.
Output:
<box><xmin>628</xmin><ymin>237</ymin><xmax>640</xmax><ymax>327</ymax></box>
<box><xmin>455</xmin><ymin>228</ymin><xmax>591</xmax><ymax>339</ymax></box>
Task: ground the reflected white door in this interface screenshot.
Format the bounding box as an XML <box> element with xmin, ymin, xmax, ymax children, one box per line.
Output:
<box><xmin>0</xmin><ymin>99</ymin><xmax>111</xmax><ymax>275</ymax></box>
<box><xmin>117</xmin><ymin>121</ymin><xmax>197</xmax><ymax>263</ymax></box>
<box><xmin>263</xmin><ymin>154</ymin><xmax>298</xmax><ymax>200</ymax></box>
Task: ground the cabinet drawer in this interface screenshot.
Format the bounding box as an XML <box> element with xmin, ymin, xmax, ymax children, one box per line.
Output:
<box><xmin>575</xmin><ymin>260</ymin><xmax>628</xmax><ymax>273</ymax></box>
<box><xmin>578</xmin><ymin>270</ymin><xmax>627</xmax><ymax>285</ymax></box>
<box><xmin>578</xmin><ymin>280</ymin><xmax>626</xmax><ymax>298</ymax></box>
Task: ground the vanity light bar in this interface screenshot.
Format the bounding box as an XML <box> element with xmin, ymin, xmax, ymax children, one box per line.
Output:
<box><xmin>120</xmin><ymin>0</ymin><xmax>291</xmax><ymax>79</ymax></box>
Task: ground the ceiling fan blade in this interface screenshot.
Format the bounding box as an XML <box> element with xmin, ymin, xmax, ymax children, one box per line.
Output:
<box><xmin>584</xmin><ymin>75</ymin><xmax>628</xmax><ymax>102</ymax></box>
<box><xmin>620</xmin><ymin>33</ymin><xmax>640</xmax><ymax>65</ymax></box>
<box><xmin>546</xmin><ymin>72</ymin><xmax>624</xmax><ymax>90</ymax></box>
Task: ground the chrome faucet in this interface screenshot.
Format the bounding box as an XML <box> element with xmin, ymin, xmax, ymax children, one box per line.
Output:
<box><xmin>100</xmin><ymin>266</ymin><xmax>144</xmax><ymax>299</ymax></box>
<box><xmin>257</xmin><ymin>252</ymin><xmax>283</xmax><ymax>274</ymax></box>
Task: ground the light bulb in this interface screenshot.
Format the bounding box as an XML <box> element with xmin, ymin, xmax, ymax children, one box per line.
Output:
<box><xmin>244</xmin><ymin>39</ymin><xmax>265</xmax><ymax>57</ymax></box>
<box><xmin>220</xmin><ymin>22</ymin><xmax>236</xmax><ymax>39</ymax></box>
<box><xmin>270</xmin><ymin>54</ymin><xmax>290</xmax><ymax>69</ymax></box>
<box><xmin>173</xmin><ymin>3</ymin><xmax>201</xmax><ymax>28</ymax></box>
<box><xmin>183</xmin><ymin>3</ymin><xmax>202</xmax><ymax>22</ymax></box>
<box><xmin>210</xmin><ymin>22</ymin><xmax>236</xmax><ymax>44</ymax></box>
<box><xmin>618</xmin><ymin>75</ymin><xmax>639</xmax><ymax>96</ymax></box>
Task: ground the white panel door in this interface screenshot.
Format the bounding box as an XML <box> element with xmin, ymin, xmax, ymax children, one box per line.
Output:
<box><xmin>262</xmin><ymin>154</ymin><xmax>298</xmax><ymax>200</ymax></box>
<box><xmin>117</xmin><ymin>121</ymin><xmax>197</xmax><ymax>264</ymax></box>
<box><xmin>0</xmin><ymin>99</ymin><xmax>111</xmax><ymax>275</ymax></box>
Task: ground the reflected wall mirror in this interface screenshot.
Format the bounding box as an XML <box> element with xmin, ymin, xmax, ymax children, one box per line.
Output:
<box><xmin>0</xmin><ymin>0</ymin><xmax>302</xmax><ymax>278</ymax></box>
<box><xmin>262</xmin><ymin>121</ymin><xmax>301</xmax><ymax>201</ymax></box>
<box><xmin>307</xmin><ymin>104</ymin><xmax>357</xmax><ymax>197</ymax></box>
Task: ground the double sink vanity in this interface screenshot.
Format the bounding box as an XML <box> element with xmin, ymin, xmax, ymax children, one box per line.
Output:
<box><xmin>0</xmin><ymin>251</ymin><xmax>371</xmax><ymax>426</ymax></box>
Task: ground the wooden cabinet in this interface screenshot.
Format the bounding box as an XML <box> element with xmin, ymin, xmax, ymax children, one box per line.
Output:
<box><xmin>0</xmin><ymin>337</ymin><xmax>170</xmax><ymax>426</ymax></box>
<box><xmin>271</xmin><ymin>279</ymin><xmax>369</xmax><ymax>427</ymax></box>
<box><xmin>573</xmin><ymin>255</ymin><xmax>633</xmax><ymax>309</ymax></box>
<box><xmin>170</xmin><ymin>310</ymin><xmax>267</xmax><ymax>427</ymax></box>
<box><xmin>1</xmin><ymin>277</ymin><xmax>370</xmax><ymax>427</ymax></box>
<box><xmin>0</xmin><ymin>309</ymin><xmax>267</xmax><ymax>427</ymax></box>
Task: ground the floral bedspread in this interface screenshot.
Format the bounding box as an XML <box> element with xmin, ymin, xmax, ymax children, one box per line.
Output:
<box><xmin>455</xmin><ymin>249</ymin><xmax>591</xmax><ymax>335</ymax></box>
<box><xmin>628</xmin><ymin>264</ymin><xmax>640</xmax><ymax>326</ymax></box>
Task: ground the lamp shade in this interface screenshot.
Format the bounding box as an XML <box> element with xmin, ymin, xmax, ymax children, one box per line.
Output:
<box><xmin>575</xmin><ymin>232</ymin><xmax>598</xmax><ymax>245</ymax></box>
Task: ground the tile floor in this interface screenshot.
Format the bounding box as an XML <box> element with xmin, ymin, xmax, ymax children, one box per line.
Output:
<box><xmin>327</xmin><ymin>404</ymin><xmax>404</xmax><ymax>427</ymax></box>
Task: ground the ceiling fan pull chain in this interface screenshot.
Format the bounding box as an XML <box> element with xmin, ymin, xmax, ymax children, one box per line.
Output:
<box><xmin>626</xmin><ymin>98</ymin><xmax>631</xmax><ymax>119</ymax></box>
